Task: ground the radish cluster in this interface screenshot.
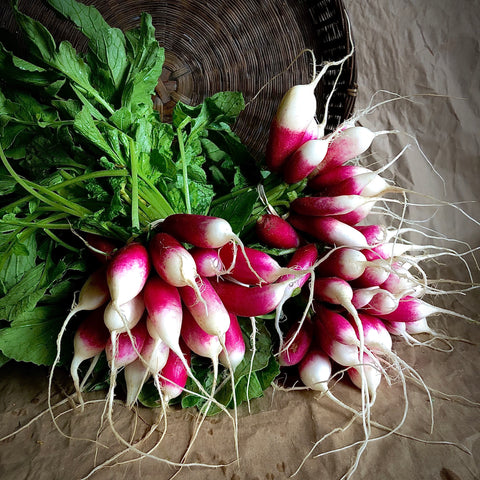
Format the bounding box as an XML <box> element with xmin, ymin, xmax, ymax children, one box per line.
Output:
<box><xmin>66</xmin><ymin>214</ymin><xmax>318</xmax><ymax>412</ymax></box>
<box><xmin>259</xmin><ymin>75</ymin><xmax>475</xmax><ymax>411</ymax></box>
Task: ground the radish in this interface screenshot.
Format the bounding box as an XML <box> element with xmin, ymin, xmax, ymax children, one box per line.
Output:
<box><xmin>352</xmin><ymin>287</ymin><xmax>398</xmax><ymax>315</ymax></box>
<box><xmin>322</xmin><ymin>169</ymin><xmax>392</xmax><ymax>197</ymax></box>
<box><xmin>106</xmin><ymin>242</ymin><xmax>150</xmax><ymax>307</ymax></box>
<box><xmin>83</xmin><ymin>233</ymin><xmax>118</xmax><ymax>264</ymax></box>
<box><xmin>288</xmin><ymin>213</ymin><xmax>369</xmax><ymax>248</ymax></box>
<box><xmin>330</xmin><ymin>203</ymin><xmax>376</xmax><ymax>226</ymax></box>
<box><xmin>316</xmin><ymin>248</ymin><xmax>367</xmax><ymax>281</ymax></box>
<box><xmin>180</xmin><ymin>276</ymin><xmax>230</xmax><ymax>339</ymax></box>
<box><xmin>105</xmin><ymin>321</ymin><xmax>148</xmax><ymax>368</ymax></box>
<box><xmin>140</xmin><ymin>335</ymin><xmax>170</xmax><ymax>375</ymax></box>
<box><xmin>159</xmin><ymin>213</ymin><xmax>241</xmax><ymax>249</ymax></box>
<box><xmin>363</xmin><ymin>290</ymin><xmax>400</xmax><ymax>315</ymax></box>
<box><xmin>282</xmin><ymin>138</ymin><xmax>329</xmax><ymax>184</ymax></box>
<box><xmin>70</xmin><ymin>307</ymin><xmax>109</xmax><ymax>407</ymax></box>
<box><xmin>354</xmin><ymin>313</ymin><xmax>393</xmax><ymax>353</ymax></box>
<box><xmin>219</xmin><ymin>313</ymin><xmax>246</xmax><ymax>371</ymax></box>
<box><xmin>103</xmin><ymin>293</ymin><xmax>145</xmax><ymax>333</ymax></box>
<box><xmin>291</xmin><ymin>194</ymin><xmax>379</xmax><ymax>218</ymax></box>
<box><xmin>348</xmin><ymin>352</ymin><xmax>382</xmax><ymax>401</ymax></box>
<box><xmin>158</xmin><ymin>342</ymin><xmax>191</xmax><ymax>402</ymax></box>
<box><xmin>264</xmin><ymin>50</ymin><xmax>353</xmax><ymax>173</ymax></box>
<box><xmin>351</xmin><ymin>259</ymin><xmax>391</xmax><ymax>288</ymax></box>
<box><xmin>144</xmin><ymin>275</ymin><xmax>183</xmax><ymax>353</ymax></box>
<box><xmin>278</xmin><ymin>319</ymin><xmax>313</xmax><ymax>367</ymax></box>
<box><xmin>298</xmin><ymin>349</ymin><xmax>332</xmax><ymax>393</ymax></box>
<box><xmin>48</xmin><ymin>267</ymin><xmax>110</xmax><ymax>420</ymax></box>
<box><xmin>355</xmin><ymin>224</ymin><xmax>388</xmax><ymax>246</ymax></box>
<box><xmin>264</xmin><ymin>78</ymin><xmax>322</xmax><ymax>173</ymax></box>
<box><xmin>307</xmin><ymin>165</ymin><xmax>370</xmax><ymax>191</ymax></box>
<box><xmin>275</xmin><ymin>243</ymin><xmax>318</xmax><ymax>349</ymax></box>
<box><xmin>124</xmin><ymin>334</ymin><xmax>170</xmax><ymax>407</ymax></box>
<box><xmin>218</xmin><ymin>243</ymin><xmax>291</xmax><ymax>285</ymax></box>
<box><xmin>255</xmin><ymin>213</ymin><xmax>301</xmax><ymax>249</ymax></box>
<box><xmin>143</xmin><ymin>274</ymin><xmax>226</xmax><ymax>413</ymax></box>
<box><xmin>373</xmin><ymin>295</ymin><xmax>475</xmax><ymax>323</ymax></box>
<box><xmin>309</xmin><ymin>126</ymin><xmax>378</xmax><ymax>176</ymax></box>
<box><xmin>190</xmin><ymin>247</ymin><xmax>224</xmax><ymax>277</ymax></box>
<box><xmin>149</xmin><ymin>232</ymin><xmax>201</xmax><ymax>289</ymax></box>
<box><xmin>211</xmin><ymin>278</ymin><xmax>289</xmax><ymax>317</ymax></box>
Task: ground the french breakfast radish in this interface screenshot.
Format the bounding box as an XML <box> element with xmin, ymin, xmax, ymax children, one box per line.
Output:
<box><xmin>316</xmin><ymin>248</ymin><xmax>367</xmax><ymax>281</ymax></box>
<box><xmin>70</xmin><ymin>307</ymin><xmax>109</xmax><ymax>406</ymax></box>
<box><xmin>190</xmin><ymin>247</ymin><xmax>224</xmax><ymax>277</ymax></box>
<box><xmin>291</xmin><ymin>194</ymin><xmax>379</xmax><ymax>218</ymax></box>
<box><xmin>275</xmin><ymin>243</ymin><xmax>318</xmax><ymax>349</ymax></box>
<box><xmin>144</xmin><ymin>275</ymin><xmax>183</xmax><ymax>353</ymax></box>
<box><xmin>160</xmin><ymin>214</ymin><xmax>240</xmax><ymax>249</ymax></box>
<box><xmin>282</xmin><ymin>138</ymin><xmax>329</xmax><ymax>184</ymax></box>
<box><xmin>158</xmin><ymin>342</ymin><xmax>191</xmax><ymax>402</ymax></box>
<box><xmin>149</xmin><ymin>232</ymin><xmax>201</xmax><ymax>289</ymax></box>
<box><xmin>103</xmin><ymin>293</ymin><xmax>145</xmax><ymax>333</ymax></box>
<box><xmin>298</xmin><ymin>349</ymin><xmax>332</xmax><ymax>393</ymax></box>
<box><xmin>49</xmin><ymin>267</ymin><xmax>110</xmax><ymax>417</ymax></box>
<box><xmin>219</xmin><ymin>313</ymin><xmax>246</xmax><ymax>371</ymax></box>
<box><xmin>106</xmin><ymin>242</ymin><xmax>150</xmax><ymax>307</ymax></box>
<box><xmin>211</xmin><ymin>277</ymin><xmax>289</xmax><ymax>318</ymax></box>
<box><xmin>278</xmin><ymin>319</ymin><xmax>313</xmax><ymax>367</ymax></box>
<box><xmin>288</xmin><ymin>213</ymin><xmax>369</xmax><ymax>248</ymax></box>
<box><xmin>265</xmin><ymin>79</ymin><xmax>322</xmax><ymax>172</ymax></box>
<box><xmin>255</xmin><ymin>213</ymin><xmax>301</xmax><ymax>249</ymax></box>
<box><xmin>105</xmin><ymin>321</ymin><xmax>148</xmax><ymax>368</ymax></box>
<box><xmin>218</xmin><ymin>243</ymin><xmax>290</xmax><ymax>285</ymax></box>
<box><xmin>307</xmin><ymin>165</ymin><xmax>370</xmax><ymax>191</ymax></box>
<box><xmin>180</xmin><ymin>276</ymin><xmax>231</xmax><ymax>339</ymax></box>
<box><xmin>309</xmin><ymin>126</ymin><xmax>377</xmax><ymax>176</ymax></box>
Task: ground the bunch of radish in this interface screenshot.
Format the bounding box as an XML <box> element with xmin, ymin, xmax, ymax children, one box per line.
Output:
<box><xmin>59</xmin><ymin>213</ymin><xmax>323</xmax><ymax>416</ymax></box>
<box><xmin>259</xmin><ymin>69</ymin><xmax>474</xmax><ymax>408</ymax></box>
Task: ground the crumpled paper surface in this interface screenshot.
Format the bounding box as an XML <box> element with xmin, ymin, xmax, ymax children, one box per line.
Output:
<box><xmin>1</xmin><ymin>1</ymin><xmax>479</xmax><ymax>479</ymax></box>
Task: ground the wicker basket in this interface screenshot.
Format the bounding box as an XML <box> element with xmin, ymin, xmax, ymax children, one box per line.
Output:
<box><xmin>0</xmin><ymin>0</ymin><xmax>357</xmax><ymax>159</ymax></box>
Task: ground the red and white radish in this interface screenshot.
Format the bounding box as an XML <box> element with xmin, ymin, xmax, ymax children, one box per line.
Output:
<box><xmin>158</xmin><ymin>342</ymin><xmax>191</xmax><ymax>402</ymax></box>
<box><xmin>219</xmin><ymin>313</ymin><xmax>246</xmax><ymax>371</ymax></box>
<box><xmin>211</xmin><ymin>278</ymin><xmax>289</xmax><ymax>318</ymax></box>
<box><xmin>144</xmin><ymin>275</ymin><xmax>183</xmax><ymax>353</ymax></box>
<box><xmin>70</xmin><ymin>307</ymin><xmax>109</xmax><ymax>406</ymax></box>
<box><xmin>298</xmin><ymin>349</ymin><xmax>332</xmax><ymax>393</ymax></box>
<box><xmin>309</xmin><ymin>126</ymin><xmax>378</xmax><ymax>176</ymax></box>
<box><xmin>316</xmin><ymin>248</ymin><xmax>367</xmax><ymax>282</ymax></box>
<box><xmin>103</xmin><ymin>293</ymin><xmax>145</xmax><ymax>333</ymax></box>
<box><xmin>282</xmin><ymin>138</ymin><xmax>329</xmax><ymax>184</ymax></box>
<box><xmin>291</xmin><ymin>194</ymin><xmax>379</xmax><ymax>218</ymax></box>
<box><xmin>190</xmin><ymin>247</ymin><xmax>224</xmax><ymax>277</ymax></box>
<box><xmin>278</xmin><ymin>319</ymin><xmax>313</xmax><ymax>367</ymax></box>
<box><xmin>288</xmin><ymin>213</ymin><xmax>369</xmax><ymax>248</ymax></box>
<box><xmin>255</xmin><ymin>213</ymin><xmax>301</xmax><ymax>249</ymax></box>
<box><xmin>106</xmin><ymin>242</ymin><xmax>150</xmax><ymax>307</ymax></box>
<box><xmin>180</xmin><ymin>276</ymin><xmax>231</xmax><ymax>339</ymax></box>
<box><xmin>160</xmin><ymin>214</ymin><xmax>241</xmax><ymax>249</ymax></box>
<box><xmin>149</xmin><ymin>232</ymin><xmax>200</xmax><ymax>289</ymax></box>
<box><xmin>307</xmin><ymin>165</ymin><xmax>370</xmax><ymax>191</ymax></box>
<box><xmin>265</xmin><ymin>79</ymin><xmax>322</xmax><ymax>173</ymax></box>
<box><xmin>218</xmin><ymin>243</ymin><xmax>290</xmax><ymax>285</ymax></box>
<box><xmin>274</xmin><ymin>243</ymin><xmax>318</xmax><ymax>349</ymax></box>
